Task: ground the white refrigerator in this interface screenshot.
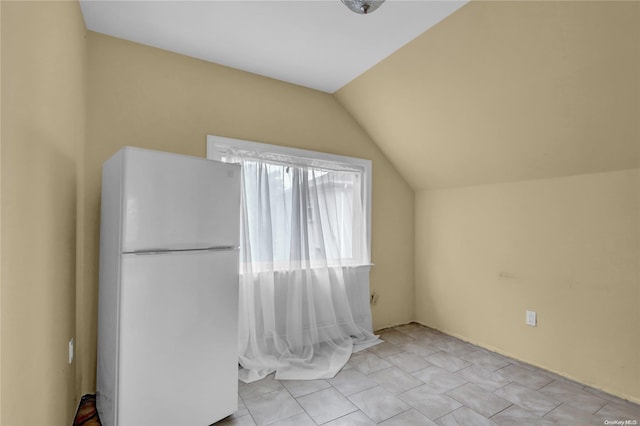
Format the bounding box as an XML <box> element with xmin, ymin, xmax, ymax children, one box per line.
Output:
<box><xmin>96</xmin><ymin>147</ymin><xmax>241</xmax><ymax>426</ymax></box>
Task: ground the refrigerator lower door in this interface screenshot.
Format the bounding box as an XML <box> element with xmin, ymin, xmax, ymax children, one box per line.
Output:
<box><xmin>117</xmin><ymin>249</ymin><xmax>238</xmax><ymax>426</ymax></box>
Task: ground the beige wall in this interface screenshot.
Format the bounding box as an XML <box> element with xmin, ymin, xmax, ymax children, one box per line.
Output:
<box><xmin>1</xmin><ymin>1</ymin><xmax>86</xmax><ymax>424</ymax></box>
<box><xmin>336</xmin><ymin>1</ymin><xmax>639</xmax><ymax>190</ymax></box>
<box><xmin>0</xmin><ymin>1</ymin><xmax>3</xmax><ymax>417</ymax></box>
<box><xmin>416</xmin><ymin>169</ymin><xmax>640</xmax><ymax>402</ymax></box>
<box><xmin>4</xmin><ymin>0</ymin><xmax>635</xmax><ymax>416</ymax></box>
<box><xmin>337</xmin><ymin>0</ymin><xmax>640</xmax><ymax>402</ymax></box>
<box><xmin>79</xmin><ymin>32</ymin><xmax>414</xmax><ymax>393</ymax></box>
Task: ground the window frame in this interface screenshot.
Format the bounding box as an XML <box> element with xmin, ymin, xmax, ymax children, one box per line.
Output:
<box><xmin>207</xmin><ymin>135</ymin><xmax>372</xmax><ymax>263</ymax></box>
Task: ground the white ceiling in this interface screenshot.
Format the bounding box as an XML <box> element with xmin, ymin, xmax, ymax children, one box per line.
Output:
<box><xmin>79</xmin><ymin>0</ymin><xmax>467</xmax><ymax>93</ymax></box>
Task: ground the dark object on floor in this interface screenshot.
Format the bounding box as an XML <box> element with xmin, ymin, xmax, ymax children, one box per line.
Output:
<box><xmin>73</xmin><ymin>394</ymin><xmax>102</xmax><ymax>426</ymax></box>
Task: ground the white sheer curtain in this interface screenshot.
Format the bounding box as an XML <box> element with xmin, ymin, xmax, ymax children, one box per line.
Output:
<box><xmin>224</xmin><ymin>152</ymin><xmax>379</xmax><ymax>383</ymax></box>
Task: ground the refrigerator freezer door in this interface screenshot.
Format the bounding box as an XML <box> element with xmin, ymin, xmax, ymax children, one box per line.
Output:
<box><xmin>117</xmin><ymin>249</ymin><xmax>239</xmax><ymax>426</ymax></box>
<box><xmin>120</xmin><ymin>147</ymin><xmax>240</xmax><ymax>252</ymax></box>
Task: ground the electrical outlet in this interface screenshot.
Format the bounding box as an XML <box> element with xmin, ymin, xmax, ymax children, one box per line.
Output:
<box><xmin>69</xmin><ymin>338</ymin><xmax>74</xmax><ymax>364</ymax></box>
<box><xmin>526</xmin><ymin>310</ymin><xmax>537</xmax><ymax>327</ymax></box>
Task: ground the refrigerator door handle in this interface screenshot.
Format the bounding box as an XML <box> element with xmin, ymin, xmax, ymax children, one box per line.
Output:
<box><xmin>205</xmin><ymin>246</ymin><xmax>239</xmax><ymax>251</ymax></box>
<box><xmin>124</xmin><ymin>246</ymin><xmax>239</xmax><ymax>255</ymax></box>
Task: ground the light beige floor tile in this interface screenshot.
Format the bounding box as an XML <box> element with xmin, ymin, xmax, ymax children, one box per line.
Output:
<box><xmin>495</xmin><ymin>383</ymin><xmax>561</xmax><ymax>417</ymax></box>
<box><xmin>268</xmin><ymin>412</ymin><xmax>316</xmax><ymax>426</ymax></box>
<box><xmin>457</xmin><ymin>365</ymin><xmax>511</xmax><ymax>392</ymax></box>
<box><xmin>322</xmin><ymin>410</ymin><xmax>377</xmax><ymax>426</ymax></box>
<box><xmin>507</xmin><ymin>359</ymin><xmax>539</xmax><ymax>372</ymax></box>
<box><xmin>238</xmin><ymin>374</ymin><xmax>284</xmax><ymax>399</ymax></box>
<box><xmin>232</xmin><ymin>324</ymin><xmax>635</xmax><ymax>426</ymax></box>
<box><xmin>596</xmin><ymin>401</ymin><xmax>640</xmax><ymax>422</ymax></box>
<box><xmin>437</xmin><ymin>406</ymin><xmax>496</xmax><ymax>426</ymax></box>
<box><xmin>368</xmin><ymin>366</ymin><xmax>424</xmax><ymax>394</ymax></box>
<box><xmin>379</xmin><ymin>408</ymin><xmax>439</xmax><ymax>425</ymax></box>
<box><xmin>543</xmin><ymin>404</ymin><xmax>608</xmax><ymax>426</ymax></box>
<box><xmin>367</xmin><ymin>341</ymin><xmax>403</xmax><ymax>358</ymax></box>
<box><xmin>412</xmin><ymin>366</ymin><xmax>468</xmax><ymax>393</ymax></box>
<box><xmin>386</xmin><ymin>351</ymin><xmax>433</xmax><ymax>373</ymax></box>
<box><xmin>393</xmin><ymin>323</ymin><xmax>431</xmax><ymax>338</ymax></box>
<box><xmin>459</xmin><ymin>350</ymin><xmax>511</xmax><ymax>371</ymax></box>
<box><xmin>280</xmin><ymin>378</ymin><xmax>331</xmax><ymax>398</ymax></box>
<box><xmin>396</xmin><ymin>340</ymin><xmax>442</xmax><ymax>357</ymax></box>
<box><xmin>327</xmin><ymin>367</ymin><xmax>377</xmax><ymax>396</ymax></box>
<box><xmin>398</xmin><ymin>384</ymin><xmax>462</xmax><ymax>420</ymax></box>
<box><xmin>243</xmin><ymin>389</ymin><xmax>303</xmax><ymax>426</ymax></box>
<box><xmin>426</xmin><ymin>351</ymin><xmax>472</xmax><ymax>372</ymax></box>
<box><xmin>378</xmin><ymin>329</ymin><xmax>416</xmax><ymax>345</ymax></box>
<box><xmin>446</xmin><ymin>383</ymin><xmax>512</xmax><ymax>418</ymax></box>
<box><xmin>236</xmin><ymin>396</ymin><xmax>249</xmax><ymax>417</ymax></box>
<box><xmin>539</xmin><ymin>380</ymin><xmax>607</xmax><ymax>414</ymax></box>
<box><xmin>348</xmin><ymin>385</ymin><xmax>411</xmax><ymax>423</ymax></box>
<box><xmin>412</xmin><ymin>333</ymin><xmax>447</xmax><ymax>347</ymax></box>
<box><xmin>432</xmin><ymin>338</ymin><xmax>473</xmax><ymax>354</ymax></box>
<box><xmin>490</xmin><ymin>404</ymin><xmax>555</xmax><ymax>426</ymax></box>
<box><xmin>296</xmin><ymin>387</ymin><xmax>358</xmax><ymax>424</ymax></box>
<box><xmin>348</xmin><ymin>351</ymin><xmax>393</xmax><ymax>375</ymax></box>
<box><xmin>496</xmin><ymin>365</ymin><xmax>554</xmax><ymax>390</ymax></box>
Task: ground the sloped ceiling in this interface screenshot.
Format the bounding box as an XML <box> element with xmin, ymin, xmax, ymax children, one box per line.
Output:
<box><xmin>336</xmin><ymin>1</ymin><xmax>640</xmax><ymax>190</ymax></box>
<box><xmin>79</xmin><ymin>0</ymin><xmax>467</xmax><ymax>93</ymax></box>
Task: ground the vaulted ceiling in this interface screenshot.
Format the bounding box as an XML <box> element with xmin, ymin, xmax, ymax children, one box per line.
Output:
<box><xmin>80</xmin><ymin>0</ymin><xmax>467</xmax><ymax>93</ymax></box>
<box><xmin>81</xmin><ymin>1</ymin><xmax>639</xmax><ymax>190</ymax></box>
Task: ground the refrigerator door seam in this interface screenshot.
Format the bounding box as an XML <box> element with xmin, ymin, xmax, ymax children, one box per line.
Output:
<box><xmin>122</xmin><ymin>246</ymin><xmax>239</xmax><ymax>255</ymax></box>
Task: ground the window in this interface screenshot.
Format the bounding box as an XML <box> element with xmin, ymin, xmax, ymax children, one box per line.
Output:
<box><xmin>207</xmin><ymin>135</ymin><xmax>371</xmax><ymax>269</ymax></box>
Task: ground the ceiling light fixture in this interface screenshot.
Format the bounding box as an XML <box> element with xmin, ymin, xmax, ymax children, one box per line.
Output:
<box><xmin>341</xmin><ymin>0</ymin><xmax>385</xmax><ymax>15</ymax></box>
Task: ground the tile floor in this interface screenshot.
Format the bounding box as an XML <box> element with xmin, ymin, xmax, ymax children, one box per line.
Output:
<box><xmin>216</xmin><ymin>323</ymin><xmax>640</xmax><ymax>425</ymax></box>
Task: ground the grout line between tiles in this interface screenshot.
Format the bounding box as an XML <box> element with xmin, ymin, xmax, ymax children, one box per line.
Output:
<box><xmin>238</xmin><ymin>393</ymin><xmax>260</xmax><ymax>426</ymax></box>
<box><xmin>279</xmin><ymin>379</ymin><xmax>317</xmax><ymax>425</ymax></box>
<box><xmin>488</xmin><ymin>403</ymin><xmax>514</xmax><ymax>419</ymax></box>
<box><xmin>375</xmin><ymin>406</ymin><xmax>413</xmax><ymax>425</ymax></box>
